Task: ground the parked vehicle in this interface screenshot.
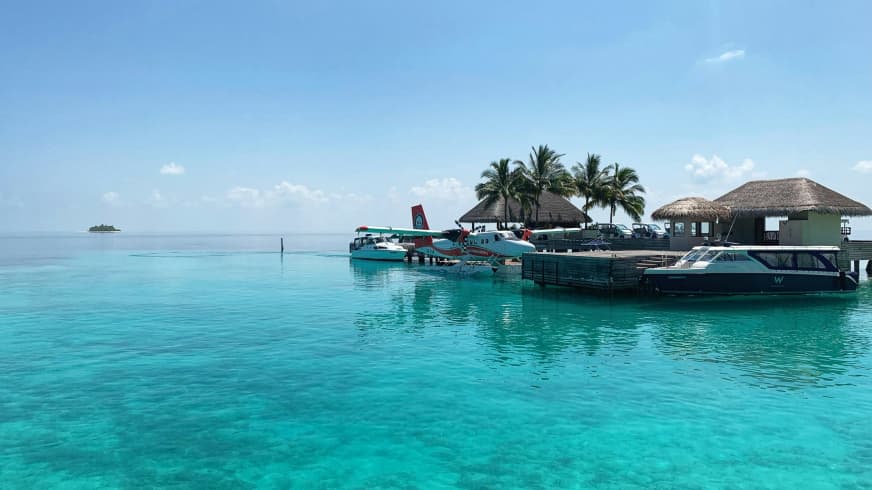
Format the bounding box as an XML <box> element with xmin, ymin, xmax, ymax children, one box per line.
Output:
<box><xmin>632</xmin><ymin>223</ymin><xmax>669</xmax><ymax>239</ymax></box>
<box><xmin>594</xmin><ymin>223</ymin><xmax>633</xmax><ymax>239</ymax></box>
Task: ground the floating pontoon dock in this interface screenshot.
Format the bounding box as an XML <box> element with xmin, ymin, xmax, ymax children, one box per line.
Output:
<box><xmin>521</xmin><ymin>250</ymin><xmax>684</xmax><ymax>292</ymax></box>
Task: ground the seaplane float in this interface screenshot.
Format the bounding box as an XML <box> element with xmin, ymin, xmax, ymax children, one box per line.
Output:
<box><xmin>353</xmin><ymin>204</ymin><xmax>536</xmax><ymax>274</ymax></box>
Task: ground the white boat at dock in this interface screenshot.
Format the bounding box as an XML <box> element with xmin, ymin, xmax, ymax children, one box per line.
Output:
<box><xmin>641</xmin><ymin>245</ymin><xmax>859</xmax><ymax>295</ymax></box>
<box><xmin>349</xmin><ymin>235</ymin><xmax>408</xmax><ymax>262</ymax></box>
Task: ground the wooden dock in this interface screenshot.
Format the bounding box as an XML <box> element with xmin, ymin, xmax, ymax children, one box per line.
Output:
<box><xmin>521</xmin><ymin>250</ymin><xmax>684</xmax><ymax>292</ymax></box>
<box><xmin>533</xmin><ymin>237</ymin><xmax>671</xmax><ymax>252</ymax></box>
<box><xmin>843</xmin><ymin>240</ymin><xmax>872</xmax><ymax>273</ymax></box>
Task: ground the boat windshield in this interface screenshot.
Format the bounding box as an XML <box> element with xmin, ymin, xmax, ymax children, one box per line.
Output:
<box><xmin>697</xmin><ymin>250</ymin><xmax>720</xmax><ymax>262</ymax></box>
<box><xmin>679</xmin><ymin>248</ymin><xmax>708</xmax><ymax>262</ymax></box>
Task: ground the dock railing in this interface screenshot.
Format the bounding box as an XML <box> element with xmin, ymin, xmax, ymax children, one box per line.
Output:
<box><xmin>533</xmin><ymin>237</ymin><xmax>671</xmax><ymax>252</ymax></box>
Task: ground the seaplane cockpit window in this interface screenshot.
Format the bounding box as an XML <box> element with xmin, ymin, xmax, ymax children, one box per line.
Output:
<box><xmin>493</xmin><ymin>234</ymin><xmax>500</xmax><ymax>241</ymax></box>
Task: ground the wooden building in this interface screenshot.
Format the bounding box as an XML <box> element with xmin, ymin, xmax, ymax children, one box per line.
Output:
<box><xmin>713</xmin><ymin>177</ymin><xmax>872</xmax><ymax>246</ymax></box>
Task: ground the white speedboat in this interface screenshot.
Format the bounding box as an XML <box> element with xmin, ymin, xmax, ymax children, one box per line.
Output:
<box><xmin>641</xmin><ymin>245</ymin><xmax>858</xmax><ymax>295</ymax></box>
<box><xmin>349</xmin><ymin>235</ymin><xmax>408</xmax><ymax>261</ymax></box>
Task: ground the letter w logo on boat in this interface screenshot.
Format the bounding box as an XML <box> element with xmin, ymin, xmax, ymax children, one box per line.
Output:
<box><xmin>773</xmin><ymin>276</ymin><xmax>784</xmax><ymax>285</ymax></box>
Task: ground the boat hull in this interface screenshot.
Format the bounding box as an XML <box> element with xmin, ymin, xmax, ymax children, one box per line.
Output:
<box><xmin>642</xmin><ymin>271</ymin><xmax>858</xmax><ymax>295</ymax></box>
<box><xmin>350</xmin><ymin>249</ymin><xmax>408</xmax><ymax>262</ymax></box>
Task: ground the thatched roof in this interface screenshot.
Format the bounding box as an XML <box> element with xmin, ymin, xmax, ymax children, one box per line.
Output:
<box><xmin>651</xmin><ymin>197</ymin><xmax>731</xmax><ymax>222</ymax></box>
<box><xmin>459</xmin><ymin>191</ymin><xmax>590</xmax><ymax>226</ymax></box>
<box><xmin>714</xmin><ymin>177</ymin><xmax>872</xmax><ymax>217</ymax></box>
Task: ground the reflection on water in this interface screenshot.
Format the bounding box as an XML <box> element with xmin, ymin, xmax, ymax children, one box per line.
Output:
<box><xmin>350</xmin><ymin>261</ymin><xmax>872</xmax><ymax>390</ymax></box>
<box><xmin>645</xmin><ymin>293</ymin><xmax>870</xmax><ymax>389</ymax></box>
<box><xmin>348</xmin><ymin>258</ymin><xmax>411</xmax><ymax>289</ymax></box>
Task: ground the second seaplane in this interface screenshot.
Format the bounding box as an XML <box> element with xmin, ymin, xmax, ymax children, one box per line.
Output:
<box><xmin>355</xmin><ymin>204</ymin><xmax>536</xmax><ymax>273</ymax></box>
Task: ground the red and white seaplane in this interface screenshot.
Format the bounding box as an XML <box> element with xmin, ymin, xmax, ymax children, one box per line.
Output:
<box><xmin>355</xmin><ymin>205</ymin><xmax>536</xmax><ymax>273</ymax></box>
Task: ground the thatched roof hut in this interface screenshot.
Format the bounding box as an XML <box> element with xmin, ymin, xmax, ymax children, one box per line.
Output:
<box><xmin>714</xmin><ymin>177</ymin><xmax>872</xmax><ymax>217</ymax></box>
<box><xmin>651</xmin><ymin>197</ymin><xmax>731</xmax><ymax>222</ymax></box>
<box><xmin>459</xmin><ymin>191</ymin><xmax>590</xmax><ymax>227</ymax></box>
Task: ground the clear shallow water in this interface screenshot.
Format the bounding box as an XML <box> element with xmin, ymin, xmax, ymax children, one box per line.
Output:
<box><xmin>1</xmin><ymin>234</ymin><xmax>871</xmax><ymax>488</ymax></box>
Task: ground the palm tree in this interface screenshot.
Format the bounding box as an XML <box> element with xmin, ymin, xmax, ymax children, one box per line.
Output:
<box><xmin>515</xmin><ymin>144</ymin><xmax>573</xmax><ymax>226</ymax></box>
<box><xmin>572</xmin><ymin>153</ymin><xmax>609</xmax><ymax>228</ymax></box>
<box><xmin>475</xmin><ymin>158</ymin><xmax>520</xmax><ymax>230</ymax></box>
<box><xmin>603</xmin><ymin>163</ymin><xmax>646</xmax><ymax>224</ymax></box>
<box><xmin>512</xmin><ymin>174</ymin><xmax>536</xmax><ymax>226</ymax></box>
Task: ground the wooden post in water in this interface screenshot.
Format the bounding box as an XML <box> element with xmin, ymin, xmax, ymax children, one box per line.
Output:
<box><xmin>281</xmin><ymin>237</ymin><xmax>284</xmax><ymax>254</ymax></box>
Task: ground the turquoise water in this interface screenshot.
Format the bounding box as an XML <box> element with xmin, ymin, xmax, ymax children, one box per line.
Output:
<box><xmin>2</xmin><ymin>234</ymin><xmax>871</xmax><ymax>488</ymax></box>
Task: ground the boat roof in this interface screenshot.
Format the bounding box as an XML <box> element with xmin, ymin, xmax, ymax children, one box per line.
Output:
<box><xmin>690</xmin><ymin>245</ymin><xmax>841</xmax><ymax>252</ymax></box>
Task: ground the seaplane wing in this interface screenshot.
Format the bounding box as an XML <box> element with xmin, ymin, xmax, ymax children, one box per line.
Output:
<box><xmin>355</xmin><ymin>225</ymin><xmax>446</xmax><ymax>237</ymax></box>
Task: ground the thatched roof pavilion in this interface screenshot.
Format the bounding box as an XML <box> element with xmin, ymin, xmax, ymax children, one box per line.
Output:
<box><xmin>651</xmin><ymin>197</ymin><xmax>731</xmax><ymax>222</ymax></box>
<box><xmin>459</xmin><ymin>191</ymin><xmax>590</xmax><ymax>227</ymax></box>
<box><xmin>714</xmin><ymin>177</ymin><xmax>872</xmax><ymax>217</ymax></box>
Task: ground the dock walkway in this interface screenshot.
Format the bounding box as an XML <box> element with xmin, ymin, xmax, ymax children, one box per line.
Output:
<box><xmin>843</xmin><ymin>240</ymin><xmax>872</xmax><ymax>273</ymax></box>
<box><xmin>521</xmin><ymin>250</ymin><xmax>684</xmax><ymax>292</ymax></box>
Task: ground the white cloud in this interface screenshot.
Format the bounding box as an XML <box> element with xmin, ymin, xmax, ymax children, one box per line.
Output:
<box><xmin>148</xmin><ymin>189</ymin><xmax>169</xmax><ymax>208</ymax></box>
<box><xmin>271</xmin><ymin>181</ymin><xmax>328</xmax><ymax>204</ymax></box>
<box><xmin>227</xmin><ymin>187</ymin><xmax>264</xmax><ymax>208</ymax></box>
<box><xmin>684</xmin><ymin>154</ymin><xmax>756</xmax><ymax>183</ymax></box>
<box><xmin>160</xmin><ymin>162</ymin><xmax>185</xmax><ymax>175</ymax></box>
<box><xmin>410</xmin><ymin>178</ymin><xmax>475</xmax><ymax>201</ymax></box>
<box><xmin>225</xmin><ymin>181</ymin><xmax>343</xmax><ymax>208</ymax></box>
<box><xmin>102</xmin><ymin>191</ymin><xmax>120</xmax><ymax>205</ymax></box>
<box><xmin>852</xmin><ymin>160</ymin><xmax>872</xmax><ymax>173</ymax></box>
<box><xmin>795</xmin><ymin>169</ymin><xmax>811</xmax><ymax>177</ymax></box>
<box><xmin>705</xmin><ymin>49</ymin><xmax>745</xmax><ymax>64</ymax></box>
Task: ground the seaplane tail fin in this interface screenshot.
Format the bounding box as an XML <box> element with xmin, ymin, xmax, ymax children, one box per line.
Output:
<box><xmin>411</xmin><ymin>204</ymin><xmax>430</xmax><ymax>230</ymax></box>
<box><xmin>411</xmin><ymin>204</ymin><xmax>433</xmax><ymax>248</ymax></box>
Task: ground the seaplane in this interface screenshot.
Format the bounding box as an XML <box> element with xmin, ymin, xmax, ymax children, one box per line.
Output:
<box><xmin>355</xmin><ymin>204</ymin><xmax>536</xmax><ymax>273</ymax></box>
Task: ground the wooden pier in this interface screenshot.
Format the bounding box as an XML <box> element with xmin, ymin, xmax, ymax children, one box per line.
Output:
<box><xmin>843</xmin><ymin>240</ymin><xmax>872</xmax><ymax>273</ymax></box>
<box><xmin>521</xmin><ymin>250</ymin><xmax>684</xmax><ymax>292</ymax></box>
<box><xmin>533</xmin><ymin>237</ymin><xmax>671</xmax><ymax>253</ymax></box>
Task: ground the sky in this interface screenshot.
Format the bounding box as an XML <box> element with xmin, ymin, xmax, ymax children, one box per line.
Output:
<box><xmin>1</xmin><ymin>1</ymin><xmax>871</xmax><ymax>235</ymax></box>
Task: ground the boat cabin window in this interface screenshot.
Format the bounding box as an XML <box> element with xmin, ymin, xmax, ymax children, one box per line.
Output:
<box><xmin>796</xmin><ymin>253</ymin><xmax>835</xmax><ymax>271</ymax></box>
<box><xmin>680</xmin><ymin>248</ymin><xmax>707</xmax><ymax>262</ymax></box>
<box><xmin>752</xmin><ymin>252</ymin><xmax>795</xmax><ymax>269</ymax></box>
<box><xmin>819</xmin><ymin>253</ymin><xmax>837</xmax><ymax>269</ymax></box>
<box><xmin>713</xmin><ymin>251</ymin><xmax>751</xmax><ymax>262</ymax></box>
<box><xmin>698</xmin><ymin>250</ymin><xmax>720</xmax><ymax>262</ymax></box>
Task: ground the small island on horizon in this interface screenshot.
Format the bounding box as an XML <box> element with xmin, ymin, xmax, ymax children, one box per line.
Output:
<box><xmin>88</xmin><ymin>224</ymin><xmax>121</xmax><ymax>233</ymax></box>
